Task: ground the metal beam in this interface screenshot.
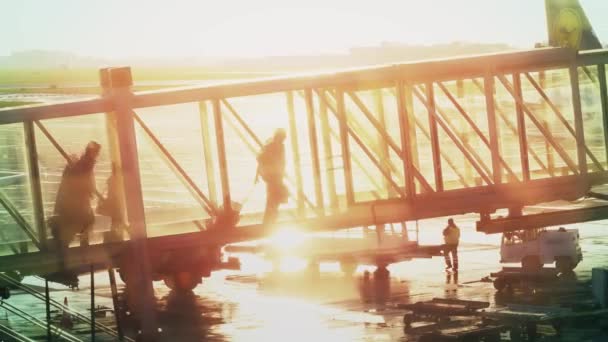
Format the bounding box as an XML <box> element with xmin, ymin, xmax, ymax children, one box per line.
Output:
<box><xmin>305</xmin><ymin>89</ymin><xmax>325</xmax><ymax>213</ymax></box>
<box><xmin>199</xmin><ymin>102</ymin><xmax>218</xmax><ymax>206</ymax></box>
<box><xmin>336</xmin><ymin>89</ymin><xmax>355</xmax><ymax>205</ymax></box>
<box><xmin>395</xmin><ymin>81</ymin><xmax>420</xmax><ymax>197</ymax></box>
<box><xmin>102</xmin><ymin>68</ymin><xmax>128</xmax><ymax>240</ymax></box>
<box><xmin>127</xmin><ymin>48</ymin><xmax>576</xmax><ymax>109</ymax></box>
<box><xmin>420</xmin><ymin>86</ymin><xmax>493</xmax><ymax>179</ymax></box>
<box><xmin>599</xmin><ymin>64</ymin><xmax>608</xmax><ymax>166</ymax></box>
<box><xmin>411</xmin><ymin>87</ymin><xmax>493</xmax><ymax>185</ymax></box>
<box><xmin>315</xmin><ymin>90</ymin><xmax>385</xmax><ymax>198</ymax></box>
<box><xmin>212</xmin><ymin>99</ymin><xmax>231</xmax><ymax>212</ymax></box>
<box><xmin>497</xmin><ymin>74</ymin><xmax>579</xmax><ymax>174</ymax></box>
<box><xmin>23</xmin><ymin>121</ymin><xmax>47</xmax><ymax>247</ymax></box>
<box><xmin>436</xmin><ymin>82</ymin><xmax>519</xmax><ymax>181</ymax></box>
<box><xmin>320</xmin><ymin>89</ymin><xmax>420</xmax><ymax>196</ymax></box>
<box><xmin>539</xmin><ymin>71</ymin><xmax>556</xmax><ymax>176</ymax></box>
<box><xmin>0</xmin><ymin>190</ymin><xmax>41</xmax><ymax>250</ymax></box>
<box><xmin>286</xmin><ymin>92</ymin><xmax>306</xmax><ymax>216</ymax></box>
<box><xmin>477</xmin><ymin>205</ymin><xmax>608</xmax><ymax>234</ymax></box>
<box><xmin>391</xmin><ymin>87</ymin><xmax>469</xmax><ymax>188</ymax></box>
<box><xmin>319</xmin><ymin>91</ymin><xmax>339</xmax><ymax>210</ymax></box>
<box><xmin>133</xmin><ymin>112</ymin><xmax>215</xmax><ymax>215</ymax></box>
<box><xmin>525</xmin><ymin>73</ymin><xmax>603</xmax><ymax>171</ymax></box>
<box><xmin>425</xmin><ymin>83</ymin><xmax>443</xmax><ymax>191</ymax></box>
<box><xmin>108</xmin><ymin>68</ymin><xmax>157</xmax><ymax>337</ymax></box>
<box><xmin>374</xmin><ymin>89</ymin><xmax>393</xmax><ymax>197</ymax></box>
<box><xmin>484</xmin><ymin>74</ymin><xmax>502</xmax><ymax>184</ymax></box>
<box><xmin>318</xmin><ymin>90</ymin><xmax>399</xmax><ymax>178</ymax></box>
<box><xmin>513</xmin><ymin>73</ymin><xmax>531</xmax><ymax>181</ymax></box>
<box><xmin>472</xmin><ymin>78</ymin><xmax>551</xmax><ymax>176</ymax></box>
<box><xmin>570</xmin><ymin>66</ymin><xmax>588</xmax><ymax>174</ymax></box>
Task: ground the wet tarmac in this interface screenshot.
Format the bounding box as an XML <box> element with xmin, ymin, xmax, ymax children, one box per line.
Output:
<box><xmin>1</xmin><ymin>219</ymin><xmax>608</xmax><ymax>341</ymax></box>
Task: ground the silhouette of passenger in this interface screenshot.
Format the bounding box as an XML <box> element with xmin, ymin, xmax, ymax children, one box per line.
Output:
<box><xmin>97</xmin><ymin>162</ymin><xmax>124</xmax><ymax>240</ymax></box>
<box><xmin>50</xmin><ymin>141</ymin><xmax>101</xmax><ymax>250</ymax></box>
<box><xmin>256</xmin><ymin>129</ymin><xmax>288</xmax><ymax>225</ymax></box>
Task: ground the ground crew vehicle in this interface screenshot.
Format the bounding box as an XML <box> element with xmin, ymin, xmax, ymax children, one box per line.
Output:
<box><xmin>500</xmin><ymin>227</ymin><xmax>582</xmax><ymax>273</ymax></box>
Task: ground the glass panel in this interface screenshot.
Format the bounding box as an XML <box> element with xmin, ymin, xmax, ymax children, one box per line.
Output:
<box><xmin>0</xmin><ymin>123</ymin><xmax>35</xmax><ymax>256</ymax></box>
<box><xmin>35</xmin><ymin>113</ymin><xmax>111</xmax><ymax>246</ymax></box>
<box><xmin>578</xmin><ymin>65</ymin><xmax>607</xmax><ymax>171</ymax></box>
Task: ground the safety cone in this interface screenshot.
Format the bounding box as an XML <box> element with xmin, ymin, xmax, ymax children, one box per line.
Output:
<box><xmin>60</xmin><ymin>296</ymin><xmax>73</xmax><ymax>329</ymax></box>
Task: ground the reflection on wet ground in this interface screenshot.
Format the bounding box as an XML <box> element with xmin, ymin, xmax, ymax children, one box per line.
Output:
<box><xmin>2</xmin><ymin>222</ymin><xmax>608</xmax><ymax>341</ymax></box>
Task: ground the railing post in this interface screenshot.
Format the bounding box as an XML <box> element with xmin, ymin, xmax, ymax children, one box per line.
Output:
<box><xmin>212</xmin><ymin>99</ymin><xmax>231</xmax><ymax>212</ymax></box>
<box><xmin>101</xmin><ymin>68</ymin><xmax>127</xmax><ymax>240</ymax></box>
<box><xmin>570</xmin><ymin>65</ymin><xmax>587</xmax><ymax>174</ymax></box>
<box><xmin>106</xmin><ymin>67</ymin><xmax>157</xmax><ymax>338</ymax></box>
<box><xmin>598</xmin><ymin>64</ymin><xmax>608</xmax><ymax>165</ymax></box>
<box><xmin>23</xmin><ymin>120</ymin><xmax>46</xmax><ymax>249</ymax></box>
<box><xmin>484</xmin><ymin>73</ymin><xmax>501</xmax><ymax>184</ymax></box>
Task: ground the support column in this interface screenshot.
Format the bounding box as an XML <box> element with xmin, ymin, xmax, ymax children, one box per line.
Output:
<box><xmin>106</xmin><ymin>67</ymin><xmax>157</xmax><ymax>338</ymax></box>
<box><xmin>101</xmin><ymin>68</ymin><xmax>127</xmax><ymax>240</ymax></box>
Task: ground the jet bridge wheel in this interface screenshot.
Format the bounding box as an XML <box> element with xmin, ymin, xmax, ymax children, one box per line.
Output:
<box><xmin>164</xmin><ymin>272</ymin><xmax>200</xmax><ymax>292</ymax></box>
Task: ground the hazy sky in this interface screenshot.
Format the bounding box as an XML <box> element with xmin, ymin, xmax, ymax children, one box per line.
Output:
<box><xmin>1</xmin><ymin>0</ymin><xmax>606</xmax><ymax>58</ymax></box>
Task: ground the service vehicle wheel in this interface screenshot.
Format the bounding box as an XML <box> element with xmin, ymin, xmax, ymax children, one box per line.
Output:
<box><xmin>555</xmin><ymin>257</ymin><xmax>575</xmax><ymax>274</ymax></box>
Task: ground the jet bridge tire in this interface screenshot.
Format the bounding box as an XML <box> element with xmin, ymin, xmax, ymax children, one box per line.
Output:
<box><xmin>164</xmin><ymin>272</ymin><xmax>200</xmax><ymax>292</ymax></box>
<box><xmin>493</xmin><ymin>277</ymin><xmax>508</xmax><ymax>291</ymax></box>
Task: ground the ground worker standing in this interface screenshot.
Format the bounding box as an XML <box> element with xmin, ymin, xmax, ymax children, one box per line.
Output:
<box><xmin>256</xmin><ymin>128</ymin><xmax>288</xmax><ymax>225</ymax></box>
<box><xmin>443</xmin><ymin>218</ymin><xmax>460</xmax><ymax>272</ymax></box>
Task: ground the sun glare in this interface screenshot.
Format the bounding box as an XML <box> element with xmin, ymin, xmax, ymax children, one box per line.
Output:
<box><xmin>268</xmin><ymin>226</ymin><xmax>308</xmax><ymax>252</ymax></box>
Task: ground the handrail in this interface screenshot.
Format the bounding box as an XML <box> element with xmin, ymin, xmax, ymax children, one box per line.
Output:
<box><xmin>0</xmin><ymin>300</ymin><xmax>82</xmax><ymax>342</ymax></box>
<box><xmin>0</xmin><ymin>273</ymin><xmax>133</xmax><ymax>341</ymax></box>
<box><xmin>0</xmin><ymin>322</ymin><xmax>36</xmax><ymax>342</ymax></box>
<box><xmin>0</xmin><ymin>47</ymin><xmax>595</xmax><ymax>125</ymax></box>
